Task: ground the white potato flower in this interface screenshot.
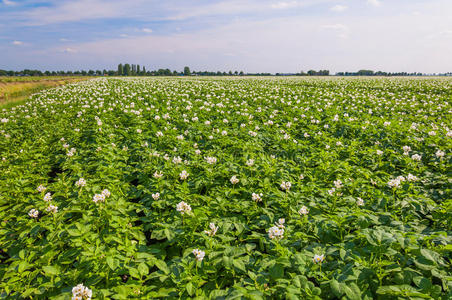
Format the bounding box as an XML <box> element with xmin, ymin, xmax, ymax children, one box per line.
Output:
<box><xmin>176</xmin><ymin>201</ymin><xmax>191</xmax><ymax>215</ymax></box>
<box><xmin>435</xmin><ymin>150</ymin><xmax>445</xmax><ymax>158</ymax></box>
<box><xmin>298</xmin><ymin>206</ymin><xmax>309</xmax><ymax>216</ymax></box>
<box><xmin>333</xmin><ymin>180</ymin><xmax>343</xmax><ymax>189</ymax></box>
<box><xmin>204</xmin><ymin>223</ymin><xmax>219</xmax><ymax>236</ymax></box>
<box><xmin>67</xmin><ymin>148</ymin><xmax>76</xmax><ymax>157</ymax></box>
<box><xmin>43</xmin><ymin>192</ymin><xmax>52</xmax><ymax>202</ymax></box>
<box><xmin>252</xmin><ymin>193</ymin><xmax>263</xmax><ymax>202</ymax></box>
<box><xmin>173</xmin><ymin>156</ymin><xmax>182</xmax><ymax>164</ymax></box>
<box><xmin>192</xmin><ymin>249</ymin><xmax>205</xmax><ymax>261</ymax></box>
<box><xmin>230</xmin><ymin>175</ymin><xmax>239</xmax><ymax>185</ymax></box>
<box><xmin>101</xmin><ymin>189</ymin><xmax>111</xmax><ymax>198</ymax></box>
<box><xmin>179</xmin><ymin>170</ymin><xmax>189</xmax><ymax>180</ymax></box>
<box><xmin>280</xmin><ymin>181</ymin><xmax>292</xmax><ymax>191</ymax></box>
<box><xmin>205</xmin><ymin>156</ymin><xmax>217</xmax><ymax>164</ymax></box>
<box><xmin>407</xmin><ymin>174</ymin><xmax>418</xmax><ymax>181</ymax></box>
<box><xmin>75</xmin><ymin>178</ymin><xmax>86</xmax><ymax>187</ymax></box>
<box><xmin>46</xmin><ymin>204</ymin><xmax>58</xmax><ymax>213</ymax></box>
<box><xmin>153</xmin><ymin>171</ymin><xmax>163</xmax><ymax>179</ymax></box>
<box><xmin>387</xmin><ymin>178</ymin><xmax>401</xmax><ymax>188</ymax></box>
<box><xmin>356</xmin><ymin>198</ymin><xmax>364</xmax><ymax>206</ymax></box>
<box><xmin>313</xmin><ymin>254</ymin><xmax>325</xmax><ymax>264</ymax></box>
<box><xmin>411</xmin><ymin>154</ymin><xmax>422</xmax><ymax>161</ymax></box>
<box><xmin>71</xmin><ymin>283</ymin><xmax>92</xmax><ymax>300</ymax></box>
<box><xmin>28</xmin><ymin>209</ymin><xmax>39</xmax><ymax>218</ymax></box>
<box><xmin>37</xmin><ymin>185</ymin><xmax>47</xmax><ymax>192</ymax></box>
<box><xmin>268</xmin><ymin>225</ymin><xmax>284</xmax><ymax>240</ymax></box>
<box><xmin>92</xmin><ymin>193</ymin><xmax>106</xmax><ymax>203</ymax></box>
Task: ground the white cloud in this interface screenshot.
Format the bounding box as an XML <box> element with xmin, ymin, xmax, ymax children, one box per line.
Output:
<box><xmin>12</xmin><ymin>40</ymin><xmax>23</xmax><ymax>45</ymax></box>
<box><xmin>426</xmin><ymin>29</ymin><xmax>452</xmax><ymax>39</ymax></box>
<box><xmin>11</xmin><ymin>0</ymin><xmax>331</xmax><ymax>25</ymax></box>
<box><xmin>271</xmin><ymin>1</ymin><xmax>298</xmax><ymax>9</ymax></box>
<box><xmin>142</xmin><ymin>28</ymin><xmax>153</xmax><ymax>33</ymax></box>
<box><xmin>59</xmin><ymin>38</ymin><xmax>71</xmax><ymax>42</ymax></box>
<box><xmin>62</xmin><ymin>47</ymin><xmax>77</xmax><ymax>53</ymax></box>
<box><xmin>321</xmin><ymin>23</ymin><xmax>349</xmax><ymax>38</ymax></box>
<box><xmin>330</xmin><ymin>5</ymin><xmax>347</xmax><ymax>12</ymax></box>
<box><xmin>367</xmin><ymin>0</ymin><xmax>381</xmax><ymax>7</ymax></box>
<box><xmin>2</xmin><ymin>0</ymin><xmax>16</xmax><ymax>6</ymax></box>
<box><xmin>18</xmin><ymin>0</ymin><xmax>141</xmax><ymax>26</ymax></box>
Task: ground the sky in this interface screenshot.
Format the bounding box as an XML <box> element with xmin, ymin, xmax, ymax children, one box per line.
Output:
<box><xmin>0</xmin><ymin>0</ymin><xmax>451</xmax><ymax>73</ymax></box>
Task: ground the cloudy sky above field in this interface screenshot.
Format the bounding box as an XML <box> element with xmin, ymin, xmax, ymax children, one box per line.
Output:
<box><xmin>1</xmin><ymin>0</ymin><xmax>451</xmax><ymax>73</ymax></box>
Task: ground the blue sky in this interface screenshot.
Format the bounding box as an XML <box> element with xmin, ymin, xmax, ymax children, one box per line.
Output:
<box><xmin>1</xmin><ymin>0</ymin><xmax>451</xmax><ymax>73</ymax></box>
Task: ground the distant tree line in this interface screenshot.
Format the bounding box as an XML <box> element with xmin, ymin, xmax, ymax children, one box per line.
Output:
<box><xmin>116</xmin><ymin>64</ymin><xmax>248</xmax><ymax>76</ymax></box>
<box><xmin>1</xmin><ymin>66</ymin><xmax>451</xmax><ymax>77</ymax></box>
<box><xmin>335</xmin><ymin>70</ymin><xmax>428</xmax><ymax>76</ymax></box>
<box><xmin>297</xmin><ymin>70</ymin><xmax>330</xmax><ymax>76</ymax></box>
<box><xmin>0</xmin><ymin>69</ymin><xmax>116</xmax><ymax>76</ymax></box>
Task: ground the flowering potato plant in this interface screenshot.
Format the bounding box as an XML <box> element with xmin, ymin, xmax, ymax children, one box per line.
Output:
<box><xmin>0</xmin><ymin>77</ymin><xmax>451</xmax><ymax>299</ymax></box>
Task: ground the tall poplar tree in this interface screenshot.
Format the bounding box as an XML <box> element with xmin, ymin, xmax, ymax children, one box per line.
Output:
<box><xmin>124</xmin><ymin>64</ymin><xmax>131</xmax><ymax>76</ymax></box>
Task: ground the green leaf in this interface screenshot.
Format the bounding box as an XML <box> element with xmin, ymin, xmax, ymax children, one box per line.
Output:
<box><xmin>330</xmin><ymin>279</ymin><xmax>343</xmax><ymax>297</ymax></box>
<box><xmin>106</xmin><ymin>256</ymin><xmax>118</xmax><ymax>270</ymax></box>
<box><xmin>18</xmin><ymin>261</ymin><xmax>31</xmax><ymax>273</ymax></box>
<box><xmin>42</xmin><ymin>265</ymin><xmax>59</xmax><ymax>276</ymax></box>
<box><xmin>247</xmin><ymin>290</ymin><xmax>264</xmax><ymax>300</ymax></box>
<box><xmin>155</xmin><ymin>260</ymin><xmax>169</xmax><ymax>274</ymax></box>
<box><xmin>138</xmin><ymin>262</ymin><xmax>149</xmax><ymax>276</ymax></box>
<box><xmin>129</xmin><ymin>267</ymin><xmax>140</xmax><ymax>279</ymax></box>
<box><xmin>67</xmin><ymin>229</ymin><xmax>81</xmax><ymax>236</ymax></box>
<box><xmin>343</xmin><ymin>283</ymin><xmax>361</xmax><ymax>300</ymax></box>
<box><xmin>420</xmin><ymin>249</ymin><xmax>437</xmax><ymax>263</ymax></box>
<box><xmin>269</xmin><ymin>264</ymin><xmax>284</xmax><ymax>280</ymax></box>
<box><xmin>232</xmin><ymin>259</ymin><xmax>246</xmax><ymax>273</ymax></box>
<box><xmin>186</xmin><ymin>282</ymin><xmax>194</xmax><ymax>296</ymax></box>
<box><xmin>21</xmin><ymin>288</ymin><xmax>37</xmax><ymax>298</ymax></box>
<box><xmin>223</xmin><ymin>256</ymin><xmax>232</xmax><ymax>269</ymax></box>
<box><xmin>164</xmin><ymin>228</ymin><xmax>175</xmax><ymax>241</ymax></box>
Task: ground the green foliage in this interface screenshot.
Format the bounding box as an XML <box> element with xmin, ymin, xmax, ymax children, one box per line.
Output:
<box><xmin>0</xmin><ymin>77</ymin><xmax>450</xmax><ymax>299</ymax></box>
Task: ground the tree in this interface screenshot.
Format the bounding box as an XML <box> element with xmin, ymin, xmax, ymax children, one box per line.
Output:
<box><xmin>142</xmin><ymin>66</ymin><xmax>146</xmax><ymax>75</ymax></box>
<box><xmin>357</xmin><ymin>70</ymin><xmax>374</xmax><ymax>76</ymax></box>
<box><xmin>183</xmin><ymin>66</ymin><xmax>191</xmax><ymax>76</ymax></box>
<box><xmin>137</xmin><ymin>65</ymin><xmax>140</xmax><ymax>75</ymax></box>
<box><xmin>118</xmin><ymin>64</ymin><xmax>123</xmax><ymax>75</ymax></box>
<box><xmin>124</xmin><ymin>64</ymin><xmax>131</xmax><ymax>76</ymax></box>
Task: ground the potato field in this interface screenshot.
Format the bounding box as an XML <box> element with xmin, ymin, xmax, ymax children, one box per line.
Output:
<box><xmin>0</xmin><ymin>77</ymin><xmax>451</xmax><ymax>299</ymax></box>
